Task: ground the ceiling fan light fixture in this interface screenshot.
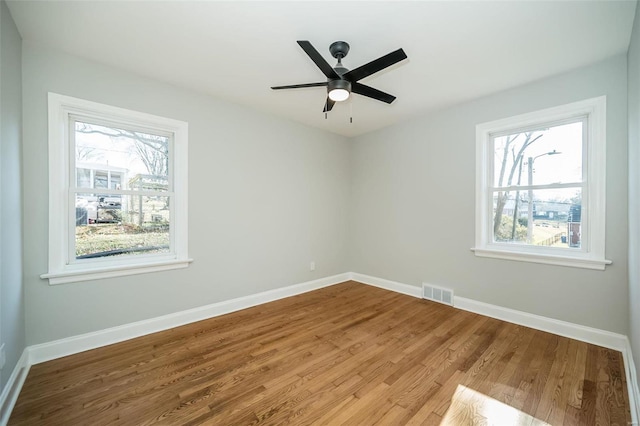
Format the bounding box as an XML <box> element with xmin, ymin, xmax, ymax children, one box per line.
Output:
<box><xmin>329</xmin><ymin>88</ymin><xmax>350</xmax><ymax>102</ymax></box>
<box><xmin>328</xmin><ymin>79</ymin><xmax>351</xmax><ymax>102</ymax></box>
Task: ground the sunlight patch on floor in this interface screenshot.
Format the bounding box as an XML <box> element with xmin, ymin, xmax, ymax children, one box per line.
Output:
<box><xmin>440</xmin><ymin>385</ymin><xmax>550</xmax><ymax>425</ymax></box>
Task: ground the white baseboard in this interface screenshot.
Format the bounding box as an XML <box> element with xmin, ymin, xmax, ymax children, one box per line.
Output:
<box><xmin>349</xmin><ymin>272</ymin><xmax>628</xmax><ymax>350</ymax></box>
<box><xmin>453</xmin><ymin>296</ymin><xmax>628</xmax><ymax>352</ymax></box>
<box><xmin>350</xmin><ymin>273</ymin><xmax>422</xmax><ymax>298</ymax></box>
<box><xmin>0</xmin><ymin>349</ymin><xmax>30</xmax><ymax>426</ymax></box>
<box><xmin>5</xmin><ymin>271</ymin><xmax>639</xmax><ymax>423</ymax></box>
<box><xmin>623</xmin><ymin>337</ymin><xmax>640</xmax><ymax>425</ymax></box>
<box><xmin>28</xmin><ymin>272</ymin><xmax>350</xmax><ymax>365</ymax></box>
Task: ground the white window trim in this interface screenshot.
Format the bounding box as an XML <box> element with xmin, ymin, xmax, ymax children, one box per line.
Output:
<box><xmin>472</xmin><ymin>96</ymin><xmax>611</xmax><ymax>270</ymax></box>
<box><xmin>42</xmin><ymin>93</ymin><xmax>192</xmax><ymax>285</ymax></box>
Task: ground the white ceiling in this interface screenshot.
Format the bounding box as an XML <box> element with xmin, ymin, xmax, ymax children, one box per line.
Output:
<box><xmin>7</xmin><ymin>0</ymin><xmax>637</xmax><ymax>137</ymax></box>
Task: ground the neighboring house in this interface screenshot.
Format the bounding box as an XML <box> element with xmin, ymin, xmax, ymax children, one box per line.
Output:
<box><xmin>495</xmin><ymin>199</ymin><xmax>572</xmax><ymax>221</ymax></box>
<box><xmin>568</xmin><ymin>204</ymin><xmax>582</xmax><ymax>248</ymax></box>
<box><xmin>532</xmin><ymin>201</ymin><xmax>572</xmax><ymax>220</ymax></box>
<box><xmin>76</xmin><ymin>161</ymin><xmax>128</xmax><ymax>192</ymax></box>
<box><xmin>75</xmin><ymin>162</ymin><xmax>128</xmax><ymax>224</ymax></box>
<box><xmin>494</xmin><ymin>199</ymin><xmax>529</xmax><ymax>218</ymax></box>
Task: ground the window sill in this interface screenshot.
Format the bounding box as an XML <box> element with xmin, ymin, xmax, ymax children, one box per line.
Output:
<box><xmin>471</xmin><ymin>247</ymin><xmax>611</xmax><ymax>270</ymax></box>
<box><xmin>41</xmin><ymin>258</ymin><xmax>194</xmax><ymax>285</ymax></box>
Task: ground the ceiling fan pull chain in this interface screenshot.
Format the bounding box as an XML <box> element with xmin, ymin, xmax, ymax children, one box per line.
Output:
<box><xmin>325</xmin><ymin>112</ymin><xmax>328</xmax><ymax>120</ymax></box>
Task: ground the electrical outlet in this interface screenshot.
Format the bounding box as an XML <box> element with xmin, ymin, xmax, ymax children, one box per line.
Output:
<box><xmin>0</xmin><ymin>343</ymin><xmax>5</xmax><ymax>370</ymax></box>
<box><xmin>310</xmin><ymin>261</ymin><xmax>316</xmax><ymax>271</ymax></box>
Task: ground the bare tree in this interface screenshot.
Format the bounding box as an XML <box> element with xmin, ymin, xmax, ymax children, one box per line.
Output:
<box><xmin>493</xmin><ymin>132</ymin><xmax>543</xmax><ymax>238</ymax></box>
<box><xmin>510</xmin><ymin>154</ymin><xmax>525</xmax><ymax>240</ymax></box>
<box><xmin>76</xmin><ymin>145</ymin><xmax>102</xmax><ymax>162</ymax></box>
<box><xmin>75</xmin><ymin>123</ymin><xmax>168</xmax><ymax>176</ymax></box>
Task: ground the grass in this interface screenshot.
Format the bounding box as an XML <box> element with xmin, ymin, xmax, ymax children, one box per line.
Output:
<box><xmin>76</xmin><ymin>224</ymin><xmax>169</xmax><ymax>257</ymax></box>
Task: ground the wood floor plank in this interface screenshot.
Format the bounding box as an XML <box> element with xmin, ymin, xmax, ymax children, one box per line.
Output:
<box><xmin>534</xmin><ymin>336</ymin><xmax>571</xmax><ymax>422</ymax></box>
<box><xmin>520</xmin><ymin>333</ymin><xmax>560</xmax><ymax>416</ymax></box>
<box><xmin>576</xmin><ymin>344</ymin><xmax>598</xmax><ymax>426</ymax></box>
<box><xmin>8</xmin><ymin>281</ymin><xmax>631</xmax><ymax>425</ymax></box>
<box><xmin>458</xmin><ymin>322</ymin><xmax>520</xmax><ymax>392</ymax></box>
<box><xmin>566</xmin><ymin>340</ymin><xmax>588</xmax><ymax>409</ymax></box>
<box><xmin>402</xmin><ymin>369</ymin><xmax>464</xmax><ymax>425</ymax></box>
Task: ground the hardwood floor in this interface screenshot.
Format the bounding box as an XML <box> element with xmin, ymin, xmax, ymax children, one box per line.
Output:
<box><xmin>9</xmin><ymin>281</ymin><xmax>631</xmax><ymax>425</ymax></box>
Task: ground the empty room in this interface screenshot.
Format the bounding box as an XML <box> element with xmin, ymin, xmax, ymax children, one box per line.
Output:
<box><xmin>1</xmin><ymin>0</ymin><xmax>640</xmax><ymax>424</ymax></box>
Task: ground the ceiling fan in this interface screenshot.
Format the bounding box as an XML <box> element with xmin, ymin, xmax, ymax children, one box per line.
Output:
<box><xmin>271</xmin><ymin>41</ymin><xmax>408</xmax><ymax>112</ymax></box>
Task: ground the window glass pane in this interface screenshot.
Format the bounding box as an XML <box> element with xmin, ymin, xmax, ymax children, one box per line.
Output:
<box><xmin>493</xmin><ymin>121</ymin><xmax>583</xmax><ymax>187</ymax></box>
<box><xmin>492</xmin><ymin>187</ymin><xmax>581</xmax><ymax>248</ymax></box>
<box><xmin>110</xmin><ymin>172</ymin><xmax>122</xmax><ymax>190</ymax></box>
<box><xmin>76</xmin><ymin>168</ymin><xmax>91</xmax><ymax>188</ymax></box>
<box><xmin>74</xmin><ymin>120</ymin><xmax>169</xmax><ymax>191</ymax></box>
<box><xmin>94</xmin><ymin>171</ymin><xmax>108</xmax><ymax>189</ymax></box>
<box><xmin>75</xmin><ymin>193</ymin><xmax>170</xmax><ymax>259</ymax></box>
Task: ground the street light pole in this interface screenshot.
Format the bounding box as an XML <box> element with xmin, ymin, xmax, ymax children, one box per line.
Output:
<box><xmin>527</xmin><ymin>157</ymin><xmax>534</xmax><ymax>243</ymax></box>
<box><xmin>526</xmin><ymin>150</ymin><xmax>561</xmax><ymax>244</ymax></box>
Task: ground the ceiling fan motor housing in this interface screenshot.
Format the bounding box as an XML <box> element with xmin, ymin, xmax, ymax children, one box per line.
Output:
<box><xmin>328</xmin><ymin>79</ymin><xmax>351</xmax><ymax>94</ymax></box>
<box><xmin>329</xmin><ymin>41</ymin><xmax>350</xmax><ymax>59</ymax></box>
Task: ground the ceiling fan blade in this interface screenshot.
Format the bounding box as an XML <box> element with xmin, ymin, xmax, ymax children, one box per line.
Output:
<box><xmin>352</xmin><ymin>82</ymin><xmax>396</xmax><ymax>104</ymax></box>
<box><xmin>323</xmin><ymin>97</ymin><xmax>335</xmax><ymax>112</ymax></box>
<box><xmin>343</xmin><ymin>48</ymin><xmax>407</xmax><ymax>82</ymax></box>
<box><xmin>271</xmin><ymin>82</ymin><xmax>328</xmax><ymax>90</ymax></box>
<box><xmin>297</xmin><ymin>40</ymin><xmax>340</xmax><ymax>80</ymax></box>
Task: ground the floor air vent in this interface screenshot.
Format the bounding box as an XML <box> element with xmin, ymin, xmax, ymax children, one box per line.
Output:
<box><xmin>422</xmin><ymin>283</ymin><xmax>453</xmax><ymax>306</ymax></box>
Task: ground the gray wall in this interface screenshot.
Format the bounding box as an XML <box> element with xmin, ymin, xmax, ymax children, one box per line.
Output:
<box><xmin>0</xmin><ymin>0</ymin><xmax>25</xmax><ymax>387</ymax></box>
<box><xmin>22</xmin><ymin>43</ymin><xmax>350</xmax><ymax>345</ymax></box>
<box><xmin>16</xmin><ymin>30</ymin><xmax>635</xmax><ymax>349</ymax></box>
<box><xmin>628</xmin><ymin>1</ymin><xmax>640</xmax><ymax>385</ymax></box>
<box><xmin>349</xmin><ymin>55</ymin><xmax>629</xmax><ymax>334</ymax></box>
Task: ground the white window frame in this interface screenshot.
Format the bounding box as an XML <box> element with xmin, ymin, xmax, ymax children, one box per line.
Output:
<box><xmin>473</xmin><ymin>96</ymin><xmax>611</xmax><ymax>270</ymax></box>
<box><xmin>42</xmin><ymin>93</ymin><xmax>191</xmax><ymax>284</ymax></box>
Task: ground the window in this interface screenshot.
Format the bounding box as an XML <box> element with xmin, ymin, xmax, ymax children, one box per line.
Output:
<box><xmin>43</xmin><ymin>93</ymin><xmax>190</xmax><ymax>284</ymax></box>
<box><xmin>474</xmin><ymin>97</ymin><xmax>610</xmax><ymax>270</ymax></box>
